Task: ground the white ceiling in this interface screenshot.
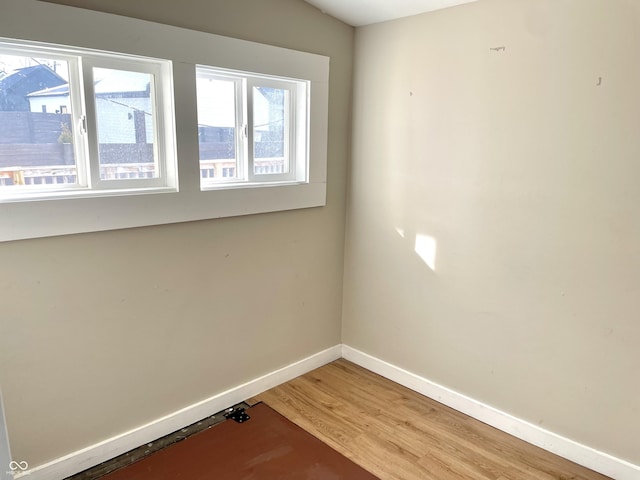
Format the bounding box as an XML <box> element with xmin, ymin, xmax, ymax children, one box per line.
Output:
<box><xmin>303</xmin><ymin>0</ymin><xmax>478</xmax><ymax>27</ymax></box>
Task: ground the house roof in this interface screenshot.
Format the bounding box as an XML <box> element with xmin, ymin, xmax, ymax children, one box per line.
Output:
<box><xmin>28</xmin><ymin>69</ymin><xmax>151</xmax><ymax>98</ymax></box>
<box><xmin>0</xmin><ymin>64</ymin><xmax>66</xmax><ymax>90</ymax></box>
<box><xmin>27</xmin><ymin>83</ymin><xmax>69</xmax><ymax>98</ymax></box>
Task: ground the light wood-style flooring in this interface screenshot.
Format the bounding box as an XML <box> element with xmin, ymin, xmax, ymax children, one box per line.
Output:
<box><xmin>250</xmin><ymin>359</ymin><xmax>611</xmax><ymax>480</ymax></box>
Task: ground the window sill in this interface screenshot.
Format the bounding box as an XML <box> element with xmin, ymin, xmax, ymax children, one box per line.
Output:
<box><xmin>0</xmin><ymin>186</ymin><xmax>178</xmax><ymax>204</ymax></box>
<box><xmin>200</xmin><ymin>179</ymin><xmax>307</xmax><ymax>191</ymax></box>
<box><xmin>0</xmin><ymin>181</ymin><xmax>326</xmax><ymax>242</ymax></box>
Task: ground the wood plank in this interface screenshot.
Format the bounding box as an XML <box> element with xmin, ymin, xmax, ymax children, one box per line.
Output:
<box><xmin>250</xmin><ymin>359</ymin><xmax>611</xmax><ymax>480</ymax></box>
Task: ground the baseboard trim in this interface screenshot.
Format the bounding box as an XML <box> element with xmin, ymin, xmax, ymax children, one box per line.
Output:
<box><xmin>19</xmin><ymin>345</ymin><xmax>342</xmax><ymax>480</ymax></box>
<box><xmin>342</xmin><ymin>344</ymin><xmax>640</xmax><ymax>480</ymax></box>
<box><xmin>18</xmin><ymin>344</ymin><xmax>639</xmax><ymax>480</ymax></box>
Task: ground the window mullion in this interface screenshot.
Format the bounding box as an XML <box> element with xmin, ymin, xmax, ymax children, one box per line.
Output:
<box><xmin>65</xmin><ymin>56</ymin><xmax>90</xmax><ymax>188</ymax></box>
<box><xmin>237</xmin><ymin>77</ymin><xmax>247</xmax><ymax>182</ymax></box>
<box><xmin>62</xmin><ymin>52</ymin><xmax>91</xmax><ymax>188</ymax></box>
<box><xmin>81</xmin><ymin>58</ymin><xmax>101</xmax><ymax>188</ymax></box>
<box><xmin>148</xmin><ymin>70</ymin><xmax>162</xmax><ymax>182</ymax></box>
<box><xmin>285</xmin><ymin>85</ymin><xmax>294</xmax><ymax>179</ymax></box>
<box><xmin>245</xmin><ymin>78</ymin><xmax>255</xmax><ymax>183</ymax></box>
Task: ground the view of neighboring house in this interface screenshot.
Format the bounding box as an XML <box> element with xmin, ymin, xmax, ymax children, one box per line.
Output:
<box><xmin>0</xmin><ymin>59</ymin><xmax>286</xmax><ymax>183</ymax></box>
<box><xmin>0</xmin><ymin>63</ymin><xmax>74</xmax><ymax>183</ymax></box>
<box><xmin>0</xmin><ymin>63</ymin><xmax>73</xmax><ymax>149</ymax></box>
<box><xmin>27</xmin><ymin>69</ymin><xmax>155</xmax><ymax>144</ymax></box>
<box><xmin>24</xmin><ymin>83</ymin><xmax>70</xmax><ymax>114</ymax></box>
<box><xmin>0</xmin><ymin>63</ymin><xmax>66</xmax><ymax>111</ymax></box>
<box><xmin>0</xmin><ymin>66</ymin><xmax>156</xmax><ymax>182</ymax></box>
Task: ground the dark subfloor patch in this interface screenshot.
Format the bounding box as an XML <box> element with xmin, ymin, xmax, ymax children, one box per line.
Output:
<box><xmin>65</xmin><ymin>402</ymin><xmax>250</xmax><ymax>479</ymax></box>
<box><xmin>95</xmin><ymin>402</ymin><xmax>379</xmax><ymax>479</ymax></box>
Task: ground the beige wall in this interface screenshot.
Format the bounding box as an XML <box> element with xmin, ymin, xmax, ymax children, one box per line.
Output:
<box><xmin>0</xmin><ymin>0</ymin><xmax>353</xmax><ymax>466</ymax></box>
<box><xmin>344</xmin><ymin>0</ymin><xmax>640</xmax><ymax>465</ymax></box>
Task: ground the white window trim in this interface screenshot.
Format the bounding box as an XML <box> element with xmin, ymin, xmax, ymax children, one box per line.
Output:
<box><xmin>195</xmin><ymin>67</ymin><xmax>308</xmax><ymax>187</ymax></box>
<box><xmin>0</xmin><ymin>0</ymin><xmax>329</xmax><ymax>242</ymax></box>
<box><xmin>195</xmin><ymin>70</ymin><xmax>247</xmax><ymax>185</ymax></box>
<box><xmin>0</xmin><ymin>40</ymin><xmax>177</xmax><ymax>199</ymax></box>
<box><xmin>246</xmin><ymin>76</ymin><xmax>298</xmax><ymax>184</ymax></box>
<box><xmin>82</xmin><ymin>56</ymin><xmax>176</xmax><ymax>191</ymax></box>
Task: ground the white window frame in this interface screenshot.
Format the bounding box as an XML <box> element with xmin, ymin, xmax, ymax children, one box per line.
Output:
<box><xmin>0</xmin><ymin>0</ymin><xmax>329</xmax><ymax>243</ymax></box>
<box><xmin>82</xmin><ymin>57</ymin><xmax>175</xmax><ymax>191</ymax></box>
<box><xmin>246</xmin><ymin>75</ymin><xmax>299</xmax><ymax>184</ymax></box>
<box><xmin>196</xmin><ymin>67</ymin><xmax>309</xmax><ymax>188</ymax></box>
<box><xmin>195</xmin><ymin>70</ymin><xmax>247</xmax><ymax>186</ymax></box>
<box><xmin>0</xmin><ymin>43</ymin><xmax>86</xmax><ymax>194</ymax></box>
<box><xmin>0</xmin><ymin>39</ymin><xmax>177</xmax><ymax>201</ymax></box>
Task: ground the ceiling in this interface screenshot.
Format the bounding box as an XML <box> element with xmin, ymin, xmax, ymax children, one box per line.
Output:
<box><xmin>303</xmin><ymin>0</ymin><xmax>478</xmax><ymax>27</ymax></box>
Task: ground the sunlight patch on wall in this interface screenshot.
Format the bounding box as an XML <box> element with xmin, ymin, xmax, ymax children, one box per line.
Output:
<box><xmin>415</xmin><ymin>234</ymin><xmax>437</xmax><ymax>271</ymax></box>
<box><xmin>395</xmin><ymin>227</ymin><xmax>405</xmax><ymax>238</ymax></box>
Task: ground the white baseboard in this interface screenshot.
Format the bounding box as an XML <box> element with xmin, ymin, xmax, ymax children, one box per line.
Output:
<box><xmin>19</xmin><ymin>345</ymin><xmax>342</xmax><ymax>480</ymax></box>
<box><xmin>17</xmin><ymin>344</ymin><xmax>639</xmax><ymax>480</ymax></box>
<box><xmin>342</xmin><ymin>345</ymin><xmax>640</xmax><ymax>480</ymax></box>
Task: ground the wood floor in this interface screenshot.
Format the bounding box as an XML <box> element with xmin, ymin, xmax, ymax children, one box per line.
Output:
<box><xmin>250</xmin><ymin>359</ymin><xmax>611</xmax><ymax>480</ymax></box>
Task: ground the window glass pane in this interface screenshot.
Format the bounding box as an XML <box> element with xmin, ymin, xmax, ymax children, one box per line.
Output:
<box><xmin>93</xmin><ymin>67</ymin><xmax>157</xmax><ymax>180</ymax></box>
<box><xmin>196</xmin><ymin>75</ymin><xmax>238</xmax><ymax>181</ymax></box>
<box><xmin>0</xmin><ymin>54</ymin><xmax>78</xmax><ymax>188</ymax></box>
<box><xmin>253</xmin><ymin>86</ymin><xmax>288</xmax><ymax>175</ymax></box>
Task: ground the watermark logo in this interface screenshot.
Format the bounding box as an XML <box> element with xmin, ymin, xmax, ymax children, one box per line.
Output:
<box><xmin>9</xmin><ymin>461</ymin><xmax>29</xmax><ymax>471</ymax></box>
<box><xmin>6</xmin><ymin>461</ymin><xmax>29</xmax><ymax>477</ymax></box>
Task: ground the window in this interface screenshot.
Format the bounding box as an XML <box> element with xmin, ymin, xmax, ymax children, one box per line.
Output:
<box><xmin>196</xmin><ymin>67</ymin><xmax>308</xmax><ymax>188</ymax></box>
<box><xmin>0</xmin><ymin>39</ymin><xmax>176</xmax><ymax>198</ymax></box>
<box><xmin>1</xmin><ymin>0</ymin><xmax>328</xmax><ymax>242</ymax></box>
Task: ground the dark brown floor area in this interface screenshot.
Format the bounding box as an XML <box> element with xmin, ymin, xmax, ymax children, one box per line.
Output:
<box><xmin>66</xmin><ymin>403</ymin><xmax>250</xmax><ymax>479</ymax></box>
<box><xmin>99</xmin><ymin>402</ymin><xmax>378</xmax><ymax>479</ymax></box>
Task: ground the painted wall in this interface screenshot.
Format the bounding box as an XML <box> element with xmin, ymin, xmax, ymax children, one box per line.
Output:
<box><xmin>0</xmin><ymin>0</ymin><xmax>352</xmax><ymax>467</ymax></box>
<box><xmin>344</xmin><ymin>0</ymin><xmax>639</xmax><ymax>465</ymax></box>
